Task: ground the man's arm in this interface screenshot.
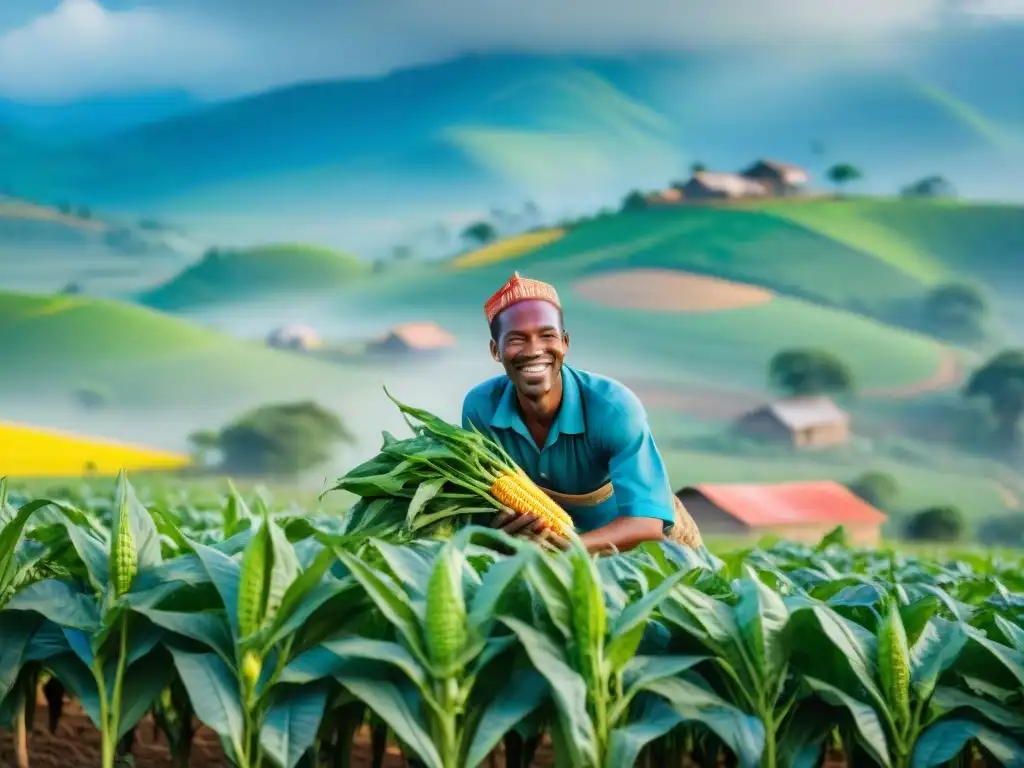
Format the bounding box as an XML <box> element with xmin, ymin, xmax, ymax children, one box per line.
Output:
<box><xmin>579</xmin><ymin>390</ymin><xmax>676</xmax><ymax>554</ymax></box>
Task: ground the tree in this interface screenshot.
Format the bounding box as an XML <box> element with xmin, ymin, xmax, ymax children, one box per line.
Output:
<box><xmin>690</xmin><ymin>161</ymin><xmax>707</xmax><ymax>174</ymax></box>
<box><xmin>461</xmin><ymin>221</ymin><xmax>498</xmax><ymax>246</ymax></box>
<box><xmin>620</xmin><ymin>190</ymin><xmax>648</xmax><ymax>213</ymax></box>
<box><xmin>846</xmin><ymin>471</ymin><xmax>899</xmax><ymax>510</ymax></box>
<box><xmin>190</xmin><ymin>400</ymin><xmax>355</xmax><ymax>477</ymax></box>
<box><xmin>768</xmin><ymin>348</ymin><xmax>856</xmax><ymax>397</ymax></box>
<box><xmin>74</xmin><ymin>387</ymin><xmax>109</xmax><ymax>410</ymax></box>
<box><xmin>905</xmin><ymin>505</ymin><xmax>963</xmax><ymax>542</ymax></box>
<box><xmin>188</xmin><ymin>429</ymin><xmax>222</xmax><ymax>468</ymax></box>
<box><xmin>392</xmin><ymin>244</ymin><xmax>414</xmax><ymax>262</ymax></box>
<box><xmin>963</xmin><ymin>350</ymin><xmax>1024</xmax><ymax>453</ymax></box>
<box><xmin>901</xmin><ymin>175</ymin><xmax>955</xmax><ymax>199</ymax></box>
<box><xmin>826</xmin><ymin>163</ymin><xmax>863</xmax><ymax>194</ymax></box>
<box><xmin>923</xmin><ymin>281</ymin><xmax>989</xmax><ymax>341</ymax></box>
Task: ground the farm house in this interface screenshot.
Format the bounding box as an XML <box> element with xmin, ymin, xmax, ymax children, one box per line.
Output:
<box><xmin>740</xmin><ymin>159</ymin><xmax>810</xmax><ymax>196</ymax></box>
<box><xmin>677</xmin><ymin>171</ymin><xmax>771</xmax><ymax>200</ymax></box>
<box><xmin>675</xmin><ymin>480</ymin><xmax>887</xmax><ymax>545</ymax></box>
<box><xmin>366</xmin><ymin>321</ymin><xmax>456</xmax><ymax>355</ymax></box>
<box><xmin>733</xmin><ymin>395</ymin><xmax>850</xmax><ymax>448</ymax></box>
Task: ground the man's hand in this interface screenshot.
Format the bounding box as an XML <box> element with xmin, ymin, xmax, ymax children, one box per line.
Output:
<box><xmin>489</xmin><ymin>506</ymin><xmax>542</xmax><ymax>535</ymax></box>
<box><xmin>490</xmin><ymin>506</ymin><xmax>571</xmax><ymax>551</ymax></box>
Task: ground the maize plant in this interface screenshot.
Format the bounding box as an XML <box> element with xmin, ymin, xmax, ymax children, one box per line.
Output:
<box><xmin>0</xmin><ymin>446</ymin><xmax>1023</xmax><ymax>768</ymax></box>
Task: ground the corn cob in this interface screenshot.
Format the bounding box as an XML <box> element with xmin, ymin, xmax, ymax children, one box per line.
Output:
<box><xmin>109</xmin><ymin>492</ymin><xmax>136</xmax><ymax>596</ymax></box>
<box><xmin>878</xmin><ymin>598</ymin><xmax>911</xmax><ymax>726</ymax></box>
<box><xmin>425</xmin><ymin>546</ymin><xmax>467</xmax><ymax>675</ymax></box>
<box><xmin>237</xmin><ymin>521</ymin><xmax>271</xmax><ymax>638</ymax></box>
<box><xmin>491</xmin><ymin>472</ymin><xmax>575</xmax><ymax>536</ymax></box>
<box><xmin>370</xmin><ymin>387</ymin><xmax>578</xmax><ymax>539</ymax></box>
<box><xmin>570</xmin><ymin>553</ymin><xmax>606</xmax><ymax>683</ymax></box>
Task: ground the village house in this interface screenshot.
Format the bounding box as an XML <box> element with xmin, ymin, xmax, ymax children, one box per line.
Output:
<box><xmin>676</xmin><ymin>171</ymin><xmax>771</xmax><ymax>201</ymax></box>
<box><xmin>265</xmin><ymin>323</ymin><xmax>322</xmax><ymax>351</ymax></box>
<box><xmin>366</xmin><ymin>321</ymin><xmax>456</xmax><ymax>355</ymax></box>
<box><xmin>733</xmin><ymin>396</ymin><xmax>850</xmax><ymax>449</ymax></box>
<box><xmin>740</xmin><ymin>159</ymin><xmax>810</xmax><ymax>196</ymax></box>
<box><xmin>676</xmin><ymin>481</ymin><xmax>887</xmax><ymax>546</ymax></box>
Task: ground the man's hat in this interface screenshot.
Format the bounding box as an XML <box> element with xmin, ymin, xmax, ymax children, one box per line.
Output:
<box><xmin>484</xmin><ymin>271</ymin><xmax>561</xmax><ymax>325</ymax></box>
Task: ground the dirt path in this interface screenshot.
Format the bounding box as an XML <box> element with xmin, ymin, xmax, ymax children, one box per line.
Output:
<box><xmin>573</xmin><ymin>269</ymin><xmax>775</xmax><ymax>313</ymax></box>
<box><xmin>862</xmin><ymin>348</ymin><xmax>963</xmax><ymax>398</ymax></box>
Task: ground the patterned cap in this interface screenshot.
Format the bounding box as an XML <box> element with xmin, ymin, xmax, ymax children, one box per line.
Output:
<box><xmin>484</xmin><ymin>271</ymin><xmax>561</xmax><ymax>325</ymax></box>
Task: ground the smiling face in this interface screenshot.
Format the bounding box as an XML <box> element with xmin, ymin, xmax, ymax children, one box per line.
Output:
<box><xmin>489</xmin><ymin>300</ymin><xmax>569</xmax><ymax>400</ymax></box>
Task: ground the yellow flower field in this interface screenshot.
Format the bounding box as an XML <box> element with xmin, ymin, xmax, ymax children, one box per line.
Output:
<box><xmin>450</xmin><ymin>228</ymin><xmax>566</xmax><ymax>268</ymax></box>
<box><xmin>0</xmin><ymin>421</ymin><xmax>191</xmax><ymax>477</ymax></box>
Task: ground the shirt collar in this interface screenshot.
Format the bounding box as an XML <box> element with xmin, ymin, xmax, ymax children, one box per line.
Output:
<box><xmin>490</xmin><ymin>363</ymin><xmax>585</xmax><ymax>448</ymax></box>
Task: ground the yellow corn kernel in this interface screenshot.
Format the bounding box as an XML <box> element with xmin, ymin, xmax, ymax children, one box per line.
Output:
<box><xmin>490</xmin><ymin>472</ymin><xmax>574</xmax><ymax>536</ymax></box>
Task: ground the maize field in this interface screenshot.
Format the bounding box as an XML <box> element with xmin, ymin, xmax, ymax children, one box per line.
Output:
<box><xmin>0</xmin><ymin>470</ymin><xmax>1022</xmax><ymax>768</ymax></box>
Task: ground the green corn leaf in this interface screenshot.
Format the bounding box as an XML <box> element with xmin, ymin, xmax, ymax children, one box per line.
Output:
<box><xmin>912</xmin><ymin>718</ymin><xmax>1024</xmax><ymax>768</ymax></box>
<box><xmin>802</xmin><ymin>676</ymin><xmax>892</xmax><ymax>768</ymax></box>
<box><xmin>463</xmin><ymin>668</ymin><xmax>548</xmax><ymax>768</ymax></box>
<box><xmin>734</xmin><ymin>566</ymin><xmax>790</xmax><ymax>691</ymax></box>
<box><xmin>498</xmin><ymin>615</ymin><xmax>598</xmax><ymax>768</ymax></box>
<box><xmin>167</xmin><ymin>647</ymin><xmax>246</xmax><ymax>762</ymax></box>
<box><xmin>259</xmin><ymin>682</ymin><xmax>329</xmax><ymax>768</ymax></box>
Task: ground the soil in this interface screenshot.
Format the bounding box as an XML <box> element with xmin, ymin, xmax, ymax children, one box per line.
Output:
<box><xmin>0</xmin><ymin>695</ymin><xmax>974</xmax><ymax>768</ymax></box>
<box><xmin>572</xmin><ymin>269</ymin><xmax>774</xmax><ymax>313</ymax></box>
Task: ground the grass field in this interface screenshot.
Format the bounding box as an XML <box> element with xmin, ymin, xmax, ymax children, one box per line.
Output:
<box><xmin>0</xmin><ymin>289</ymin><xmax>369</xmax><ymax>410</ymax></box>
<box><xmin>138</xmin><ymin>243</ymin><xmax>370</xmax><ymax>310</ymax></box>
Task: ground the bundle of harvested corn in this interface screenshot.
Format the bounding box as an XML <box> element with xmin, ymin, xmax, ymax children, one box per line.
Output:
<box><xmin>324</xmin><ymin>387</ymin><xmax>575</xmax><ymax>540</ymax></box>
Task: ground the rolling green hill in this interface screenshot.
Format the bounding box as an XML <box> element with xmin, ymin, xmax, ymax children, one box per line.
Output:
<box><xmin>138</xmin><ymin>243</ymin><xmax>370</xmax><ymax>311</ymax></box>
<box><xmin>444</xmin><ymin>197</ymin><xmax>1024</xmax><ymax>338</ymax></box>
<box><xmin>0</xmin><ymin>290</ymin><xmax>367</xmax><ymax>409</ymax></box>
<box><xmin>316</xmin><ymin>202</ymin><xmax>969</xmax><ymax>396</ymax></box>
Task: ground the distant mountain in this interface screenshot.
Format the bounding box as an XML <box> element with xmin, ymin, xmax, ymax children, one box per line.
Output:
<box><xmin>0</xmin><ymin>89</ymin><xmax>203</xmax><ymax>142</ymax></box>
<box><xmin>2</xmin><ymin>31</ymin><xmax>1021</xmax><ymax>248</ymax></box>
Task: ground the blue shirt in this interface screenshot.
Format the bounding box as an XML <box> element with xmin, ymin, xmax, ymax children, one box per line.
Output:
<box><xmin>461</xmin><ymin>364</ymin><xmax>676</xmax><ymax>533</ymax></box>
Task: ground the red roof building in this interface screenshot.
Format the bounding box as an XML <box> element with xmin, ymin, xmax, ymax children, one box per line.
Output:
<box><xmin>676</xmin><ymin>481</ymin><xmax>887</xmax><ymax>546</ymax></box>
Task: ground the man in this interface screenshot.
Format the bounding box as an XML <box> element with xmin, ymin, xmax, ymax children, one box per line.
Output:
<box><xmin>461</xmin><ymin>271</ymin><xmax>702</xmax><ymax>554</ymax></box>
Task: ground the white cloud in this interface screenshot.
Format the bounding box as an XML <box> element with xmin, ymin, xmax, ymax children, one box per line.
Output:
<box><xmin>382</xmin><ymin>0</ymin><xmax>949</xmax><ymax>52</ymax></box>
<box><xmin>960</xmin><ymin>0</ymin><xmax>1024</xmax><ymax>18</ymax></box>
<box><xmin>0</xmin><ymin>0</ymin><xmax>240</xmax><ymax>101</ymax></box>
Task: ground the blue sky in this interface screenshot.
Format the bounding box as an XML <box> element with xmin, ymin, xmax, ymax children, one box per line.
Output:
<box><xmin>1</xmin><ymin>0</ymin><xmax>1022</xmax><ymax>102</ymax></box>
